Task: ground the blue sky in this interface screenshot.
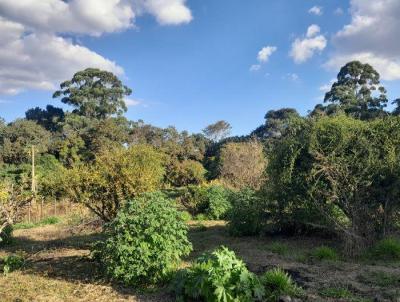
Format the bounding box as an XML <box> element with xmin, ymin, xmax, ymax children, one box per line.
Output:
<box><xmin>1</xmin><ymin>0</ymin><xmax>400</xmax><ymax>135</ymax></box>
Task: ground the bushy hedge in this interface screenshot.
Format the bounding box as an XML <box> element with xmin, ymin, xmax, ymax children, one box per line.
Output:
<box><xmin>227</xmin><ymin>189</ymin><xmax>265</xmax><ymax>236</ymax></box>
<box><xmin>92</xmin><ymin>192</ymin><xmax>192</xmax><ymax>286</ymax></box>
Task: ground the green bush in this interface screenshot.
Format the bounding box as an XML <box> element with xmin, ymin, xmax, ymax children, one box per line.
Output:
<box><xmin>370</xmin><ymin>238</ymin><xmax>400</xmax><ymax>261</ymax></box>
<box><xmin>262</xmin><ymin>268</ymin><xmax>302</xmax><ymax>300</ymax></box>
<box><xmin>180</xmin><ymin>211</ymin><xmax>192</xmax><ymax>222</ymax></box>
<box><xmin>178</xmin><ymin>185</ymin><xmax>209</xmax><ymax>215</ymax></box>
<box><xmin>2</xmin><ymin>254</ymin><xmax>24</xmax><ymax>274</ymax></box>
<box><xmin>173</xmin><ymin>246</ymin><xmax>265</xmax><ymax>302</ymax></box>
<box><xmin>227</xmin><ymin>189</ymin><xmax>265</xmax><ymax>236</ymax></box>
<box><xmin>92</xmin><ymin>192</ymin><xmax>192</xmax><ymax>286</ymax></box>
<box><xmin>206</xmin><ymin>185</ymin><xmax>231</xmax><ymax>220</ymax></box>
<box><xmin>0</xmin><ymin>225</ymin><xmax>13</xmax><ymax>246</ymax></box>
<box><xmin>310</xmin><ymin>246</ymin><xmax>338</xmax><ymax>261</ymax></box>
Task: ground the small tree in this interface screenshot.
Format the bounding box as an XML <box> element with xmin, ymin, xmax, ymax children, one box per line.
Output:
<box><xmin>166</xmin><ymin>159</ymin><xmax>206</xmax><ymax>187</ymax></box>
<box><xmin>0</xmin><ymin>181</ymin><xmax>31</xmax><ymax>243</ymax></box>
<box><xmin>66</xmin><ymin>145</ymin><xmax>165</xmax><ymax>221</ymax></box>
<box><xmin>219</xmin><ymin>140</ymin><xmax>266</xmax><ymax>190</ymax></box>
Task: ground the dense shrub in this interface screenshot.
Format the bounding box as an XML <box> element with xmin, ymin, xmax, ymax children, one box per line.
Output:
<box><xmin>166</xmin><ymin>159</ymin><xmax>206</xmax><ymax>187</ymax></box>
<box><xmin>0</xmin><ymin>225</ymin><xmax>13</xmax><ymax>246</ymax></box>
<box><xmin>173</xmin><ymin>246</ymin><xmax>265</xmax><ymax>302</ymax></box>
<box><xmin>176</xmin><ymin>184</ymin><xmax>231</xmax><ymax>219</ymax></box>
<box><xmin>218</xmin><ymin>140</ymin><xmax>267</xmax><ymax>190</ymax></box>
<box><xmin>266</xmin><ymin>115</ymin><xmax>400</xmax><ymax>255</ymax></box>
<box><xmin>92</xmin><ymin>192</ymin><xmax>192</xmax><ymax>286</ymax></box>
<box><xmin>262</xmin><ymin>268</ymin><xmax>302</xmax><ymax>300</ymax></box>
<box><xmin>206</xmin><ymin>185</ymin><xmax>231</xmax><ymax>219</ymax></box>
<box><xmin>66</xmin><ymin>145</ymin><xmax>165</xmax><ymax>221</ymax></box>
<box><xmin>227</xmin><ymin>189</ymin><xmax>265</xmax><ymax>236</ymax></box>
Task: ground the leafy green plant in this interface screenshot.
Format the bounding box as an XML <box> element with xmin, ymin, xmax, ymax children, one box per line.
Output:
<box><xmin>206</xmin><ymin>185</ymin><xmax>231</xmax><ymax>220</ymax></box>
<box><xmin>0</xmin><ymin>224</ymin><xmax>13</xmax><ymax>246</ymax></box>
<box><xmin>310</xmin><ymin>246</ymin><xmax>338</xmax><ymax>261</ymax></box>
<box><xmin>173</xmin><ymin>246</ymin><xmax>265</xmax><ymax>302</ymax></box>
<box><xmin>180</xmin><ymin>211</ymin><xmax>192</xmax><ymax>222</ymax></box>
<box><xmin>92</xmin><ymin>192</ymin><xmax>192</xmax><ymax>286</ymax></box>
<box><xmin>227</xmin><ymin>189</ymin><xmax>265</xmax><ymax>236</ymax></box>
<box><xmin>2</xmin><ymin>254</ymin><xmax>24</xmax><ymax>275</ymax></box>
<box><xmin>195</xmin><ymin>213</ymin><xmax>207</xmax><ymax>221</ymax></box>
<box><xmin>370</xmin><ymin>238</ymin><xmax>400</xmax><ymax>261</ymax></box>
<box><xmin>262</xmin><ymin>268</ymin><xmax>302</xmax><ymax>300</ymax></box>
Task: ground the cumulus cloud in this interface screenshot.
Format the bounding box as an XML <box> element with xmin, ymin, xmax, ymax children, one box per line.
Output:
<box><xmin>0</xmin><ymin>0</ymin><xmax>193</xmax><ymax>95</ymax></box>
<box><xmin>257</xmin><ymin>46</ymin><xmax>277</xmax><ymax>63</ymax></box>
<box><xmin>326</xmin><ymin>0</ymin><xmax>400</xmax><ymax>80</ymax></box>
<box><xmin>290</xmin><ymin>24</ymin><xmax>327</xmax><ymax>64</ymax></box>
<box><xmin>309</xmin><ymin>6</ymin><xmax>323</xmax><ymax>16</ymax></box>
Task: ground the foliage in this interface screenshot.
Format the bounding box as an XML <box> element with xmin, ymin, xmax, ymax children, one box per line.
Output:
<box><xmin>53</xmin><ymin>68</ymin><xmax>132</xmax><ymax>119</ymax></box>
<box><xmin>25</xmin><ymin>105</ymin><xmax>64</xmax><ymax>132</ymax></box>
<box><xmin>206</xmin><ymin>185</ymin><xmax>231</xmax><ymax>219</ymax></box>
<box><xmin>0</xmin><ymin>224</ymin><xmax>13</xmax><ymax>246</ymax></box>
<box><xmin>309</xmin><ymin>246</ymin><xmax>339</xmax><ymax>261</ymax></box>
<box><xmin>173</xmin><ymin>246</ymin><xmax>265</xmax><ymax>302</ymax></box>
<box><xmin>313</xmin><ymin>61</ymin><xmax>388</xmax><ymax>120</ymax></box>
<box><xmin>180</xmin><ymin>211</ymin><xmax>192</xmax><ymax>222</ymax></box>
<box><xmin>218</xmin><ymin>140</ymin><xmax>267</xmax><ymax>190</ymax></box>
<box><xmin>166</xmin><ymin>159</ymin><xmax>206</xmax><ymax>187</ymax></box>
<box><xmin>262</xmin><ymin>268</ymin><xmax>302</xmax><ymax>300</ymax></box>
<box><xmin>2</xmin><ymin>254</ymin><xmax>24</xmax><ymax>275</ymax></box>
<box><xmin>369</xmin><ymin>238</ymin><xmax>400</xmax><ymax>261</ymax></box>
<box><xmin>266</xmin><ymin>115</ymin><xmax>400</xmax><ymax>254</ymax></box>
<box><xmin>0</xmin><ymin>119</ymin><xmax>51</xmax><ymax>164</ymax></box>
<box><xmin>203</xmin><ymin>120</ymin><xmax>232</xmax><ymax>142</ymax></box>
<box><xmin>0</xmin><ymin>180</ymin><xmax>31</xmax><ymax>243</ymax></box>
<box><xmin>66</xmin><ymin>145</ymin><xmax>165</xmax><ymax>221</ymax></box>
<box><xmin>227</xmin><ymin>189</ymin><xmax>265</xmax><ymax>236</ymax></box>
<box><xmin>92</xmin><ymin>192</ymin><xmax>192</xmax><ymax>286</ymax></box>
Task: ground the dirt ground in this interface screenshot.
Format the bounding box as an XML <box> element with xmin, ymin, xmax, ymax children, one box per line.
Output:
<box><xmin>0</xmin><ymin>221</ymin><xmax>399</xmax><ymax>302</ymax></box>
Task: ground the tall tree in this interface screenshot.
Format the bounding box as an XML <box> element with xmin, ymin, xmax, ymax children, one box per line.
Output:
<box><xmin>25</xmin><ymin>105</ymin><xmax>65</xmax><ymax>132</ymax></box>
<box><xmin>315</xmin><ymin>61</ymin><xmax>388</xmax><ymax>119</ymax></box>
<box><xmin>251</xmin><ymin>108</ymin><xmax>300</xmax><ymax>140</ymax></box>
<box><xmin>202</xmin><ymin>120</ymin><xmax>231</xmax><ymax>142</ymax></box>
<box><xmin>53</xmin><ymin>68</ymin><xmax>132</xmax><ymax>119</ymax></box>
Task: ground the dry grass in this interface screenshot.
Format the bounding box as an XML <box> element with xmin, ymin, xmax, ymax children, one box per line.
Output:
<box><xmin>1</xmin><ymin>220</ymin><xmax>400</xmax><ymax>301</ymax></box>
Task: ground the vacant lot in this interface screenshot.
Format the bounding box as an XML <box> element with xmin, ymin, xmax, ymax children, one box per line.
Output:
<box><xmin>1</xmin><ymin>221</ymin><xmax>399</xmax><ymax>302</ymax></box>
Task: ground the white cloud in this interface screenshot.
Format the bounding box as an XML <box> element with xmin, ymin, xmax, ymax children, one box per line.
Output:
<box><xmin>249</xmin><ymin>64</ymin><xmax>261</xmax><ymax>72</ymax></box>
<box><xmin>309</xmin><ymin>6</ymin><xmax>323</xmax><ymax>16</ymax></box>
<box><xmin>0</xmin><ymin>0</ymin><xmax>193</xmax><ymax>95</ymax></box>
<box><xmin>124</xmin><ymin>98</ymin><xmax>141</xmax><ymax>106</ymax></box>
<box><xmin>326</xmin><ymin>0</ymin><xmax>400</xmax><ymax>80</ymax></box>
<box><xmin>290</xmin><ymin>25</ymin><xmax>327</xmax><ymax>64</ymax></box>
<box><xmin>306</xmin><ymin>24</ymin><xmax>320</xmax><ymax>38</ymax></box>
<box><xmin>257</xmin><ymin>46</ymin><xmax>277</xmax><ymax>63</ymax></box>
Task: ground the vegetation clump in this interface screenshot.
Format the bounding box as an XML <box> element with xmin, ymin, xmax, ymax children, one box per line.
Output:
<box><xmin>262</xmin><ymin>268</ymin><xmax>303</xmax><ymax>300</ymax></box>
<box><xmin>92</xmin><ymin>192</ymin><xmax>192</xmax><ymax>286</ymax></box>
<box><xmin>2</xmin><ymin>254</ymin><xmax>24</xmax><ymax>275</ymax></box>
<box><xmin>369</xmin><ymin>238</ymin><xmax>400</xmax><ymax>261</ymax></box>
<box><xmin>309</xmin><ymin>246</ymin><xmax>339</xmax><ymax>261</ymax></box>
<box><xmin>227</xmin><ymin>189</ymin><xmax>265</xmax><ymax>236</ymax></box>
<box><xmin>173</xmin><ymin>246</ymin><xmax>265</xmax><ymax>302</ymax></box>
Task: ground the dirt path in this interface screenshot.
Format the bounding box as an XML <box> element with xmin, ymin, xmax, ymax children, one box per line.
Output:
<box><xmin>1</xmin><ymin>222</ymin><xmax>399</xmax><ymax>301</ymax></box>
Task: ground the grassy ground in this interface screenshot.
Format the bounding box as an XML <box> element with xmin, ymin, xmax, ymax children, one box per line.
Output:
<box><xmin>1</xmin><ymin>220</ymin><xmax>400</xmax><ymax>301</ymax></box>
